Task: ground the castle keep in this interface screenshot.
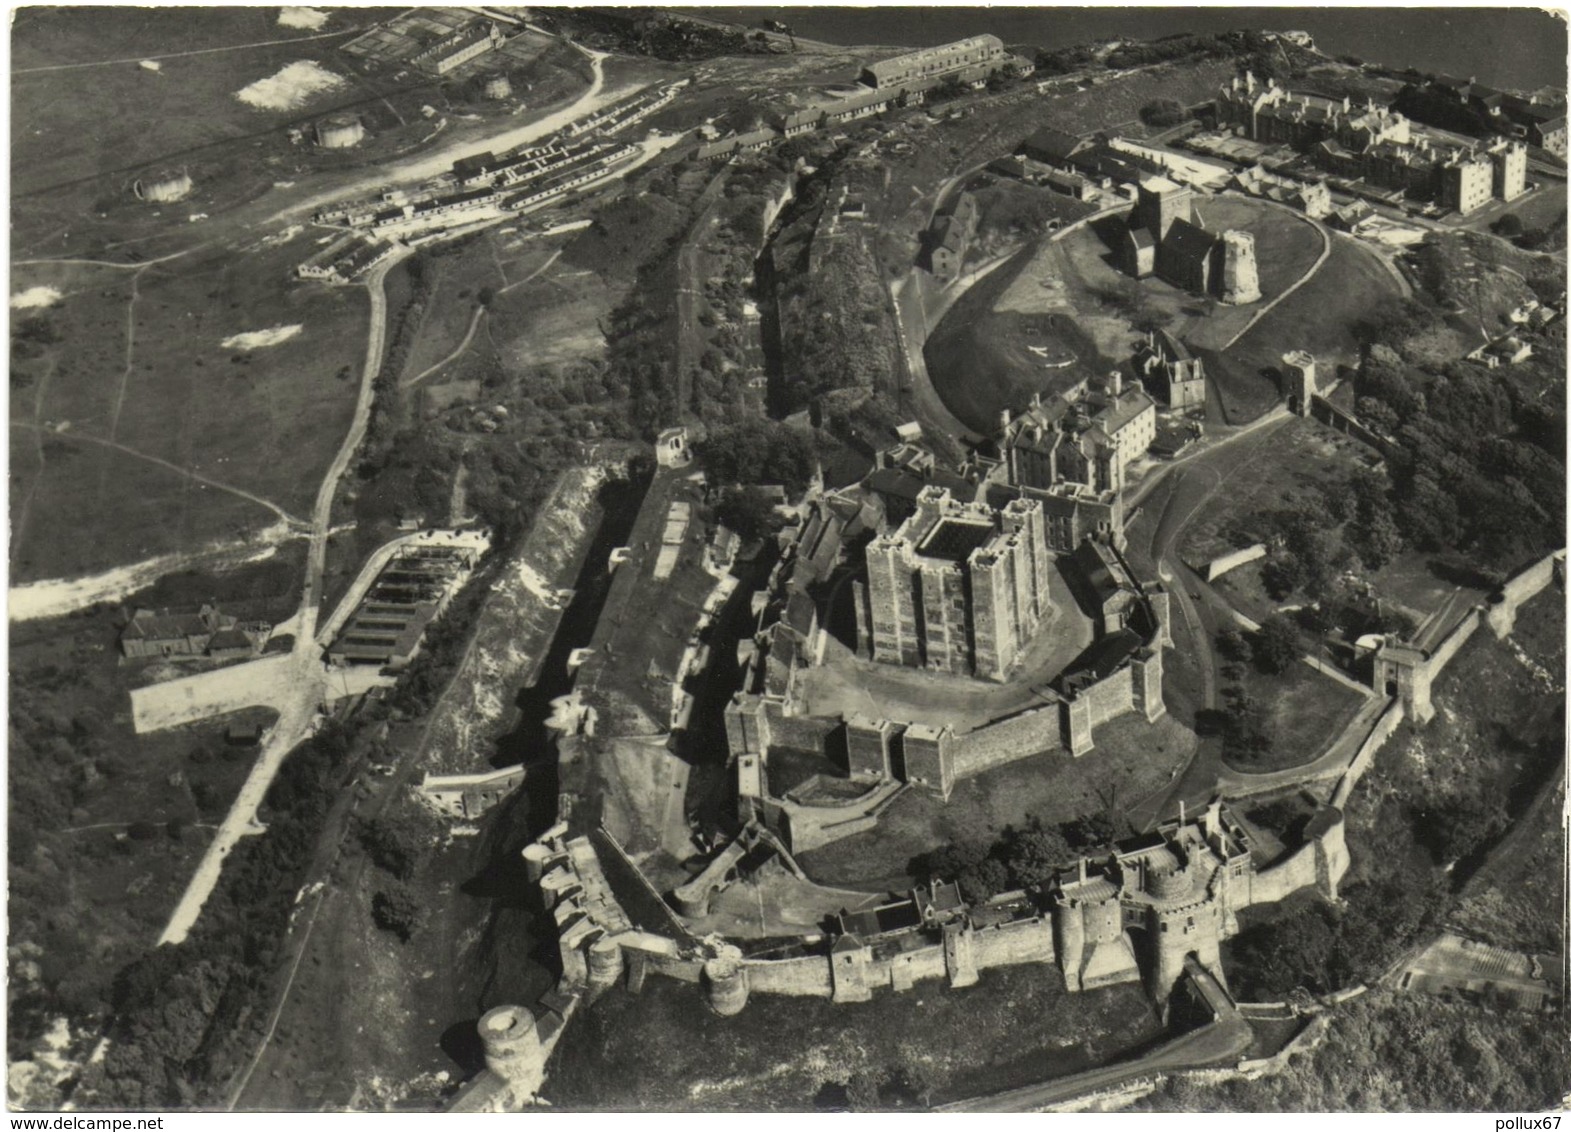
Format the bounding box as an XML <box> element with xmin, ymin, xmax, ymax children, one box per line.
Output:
<box><xmin>858</xmin><ymin>487</ymin><xmax>1051</xmax><ymax>680</ymax></box>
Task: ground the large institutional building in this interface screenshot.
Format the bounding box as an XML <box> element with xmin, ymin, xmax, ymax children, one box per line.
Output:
<box><xmin>1217</xmin><ymin>72</ymin><xmax>1528</xmax><ymax>213</ymax></box>
<box><xmin>859</xmin><ymin>487</ymin><xmax>1051</xmax><ymax>680</ymax></box>
<box><xmin>859</xmin><ymin>34</ymin><xmax>1009</xmax><ymax>90</ymax></box>
<box><xmin>977</xmin><ymin>372</ymin><xmax>1157</xmax><ymax>551</ymax></box>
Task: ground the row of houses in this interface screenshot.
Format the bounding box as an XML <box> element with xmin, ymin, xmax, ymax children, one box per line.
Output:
<box><xmin>1425</xmin><ymin>74</ymin><xmax>1567</xmax><ymax>157</ymax></box>
<box><xmin>366</xmin><ymin>143</ymin><xmax>636</xmax><ymax>231</ymax></box>
<box><xmin>568</xmin><ymin>80</ymin><xmax>685</xmax><ymax>138</ymax></box>
<box><xmin>296</xmin><ymin>233</ymin><xmax>403</xmax><ymax>283</ymax></box>
<box><xmin>1312</xmin><ymin>133</ymin><xmax>1526</xmax><ymax>214</ymax></box>
<box><xmin>1218</xmin><ymin>73</ymin><xmax>1413</xmax><ymax>152</ymax></box>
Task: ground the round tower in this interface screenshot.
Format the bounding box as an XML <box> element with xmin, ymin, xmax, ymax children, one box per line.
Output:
<box><xmin>314</xmin><ymin>114</ymin><xmax>365</xmax><ymax>149</ymax></box>
<box><xmin>484</xmin><ymin>74</ymin><xmax>513</xmax><ymax>100</ymax></box>
<box><xmin>478</xmin><ymin>1005</ymin><xmax>544</xmax><ymax>1091</ymax></box>
<box><xmin>134</xmin><ymin>169</ymin><xmax>192</xmax><ymax>203</ymax></box>
<box><xmin>521</xmin><ymin>841</ymin><xmax>553</xmax><ymax>885</ymax></box>
<box><xmin>585</xmin><ymin>935</ymin><xmax>624</xmax><ymax>996</ymax></box>
<box><xmin>1281</xmin><ymin>350</ymin><xmax>1317</xmax><ymax>414</ymax></box>
<box><xmin>702</xmin><ymin>955</ymin><xmax>750</xmax><ymax>1016</ymax></box>
<box><xmin>1052</xmin><ymin>900</ymin><xmax>1086</xmax><ymax>991</ymax></box>
<box><xmin>1218</xmin><ymin>230</ymin><xmax>1261</xmax><ymax>305</ymax></box>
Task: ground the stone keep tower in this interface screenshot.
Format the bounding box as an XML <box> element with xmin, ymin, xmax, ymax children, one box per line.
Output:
<box><xmin>1218</xmin><ymin>230</ymin><xmax>1261</xmax><ymax>304</ymax></box>
<box><xmin>1281</xmin><ymin>350</ymin><xmax>1317</xmax><ymax>414</ymax></box>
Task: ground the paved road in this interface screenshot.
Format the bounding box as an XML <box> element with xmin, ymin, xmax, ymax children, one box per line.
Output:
<box><xmin>890</xmin><ymin>273</ymin><xmax>984</xmax><ymax>445</ymax></box>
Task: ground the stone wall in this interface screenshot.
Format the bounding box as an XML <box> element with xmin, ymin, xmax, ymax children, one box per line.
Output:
<box><xmin>1426</xmin><ymin>608</ymin><xmax>1481</xmax><ymax>678</ymax></box>
<box><xmin>1308</xmin><ymin>394</ymin><xmax>1390</xmax><ymax>455</ymax></box>
<box><xmin>1332</xmin><ymin>699</ymin><xmax>1406</xmax><ymax>807</ymax></box>
<box><xmin>950</xmin><ymin>706</ymin><xmax>1062</xmax><ymax>779</ymax></box>
<box><xmin>1064</xmin><ymin>664</ymin><xmax>1135</xmax><ymax>755</ymax></box>
<box><xmin>743</xmin><ymin>954</ymin><xmax>836</xmax><ymax>996</ymax></box>
<box><xmin>972</xmin><ymin>915</ymin><xmax>1057</xmax><ymax>968</ymax></box>
<box><xmin>1486</xmin><ymin>549</ymin><xmax>1563</xmax><ymax>638</ymax></box>
<box><xmin>1199</xmin><ymin>543</ymin><xmax>1266</xmax><ymax>582</ymax></box>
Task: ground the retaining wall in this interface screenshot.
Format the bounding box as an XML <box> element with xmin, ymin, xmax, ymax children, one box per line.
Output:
<box><xmin>1200</xmin><ymin>543</ymin><xmax>1266</xmax><ymax>582</ymax></box>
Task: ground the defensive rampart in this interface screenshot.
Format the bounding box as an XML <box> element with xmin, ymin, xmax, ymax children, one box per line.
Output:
<box><xmin>949</xmin><ymin>705</ymin><xmax>1062</xmax><ymax>778</ymax></box>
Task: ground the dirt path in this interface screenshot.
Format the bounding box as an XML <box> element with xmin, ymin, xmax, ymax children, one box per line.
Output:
<box><xmin>496</xmin><ymin>246</ymin><xmax>562</xmax><ymax>295</ymax></box>
<box><xmin>10</xmin><ymin>422</ymin><xmax>308</xmax><ymax>527</ymax></box>
<box><xmin>13</xmin><ymin>245</ymin><xmax>210</xmax><ymax>270</ymax></box>
<box><xmin>158</xmin><ymin>248</ymin><xmax>410</xmax><ymax>946</ymax></box>
<box><xmin>403</xmin><ymin>305</ymin><xmax>486</xmax><ymax>388</ymax></box>
<box><xmin>12</xmin><ymin>357</ymin><xmax>57</xmax><ymax>561</ymax></box>
<box><xmin>1219</xmin><ymin>202</ymin><xmax>1331</xmax><ymax>352</ymax></box>
<box><xmin>12</xmin><ymin>28</ymin><xmax>356</xmax><ymax>74</ymax></box>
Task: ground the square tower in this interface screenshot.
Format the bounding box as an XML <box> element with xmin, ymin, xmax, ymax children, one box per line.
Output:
<box><xmin>1136</xmin><ymin>176</ymin><xmax>1194</xmax><ymax>241</ymax></box>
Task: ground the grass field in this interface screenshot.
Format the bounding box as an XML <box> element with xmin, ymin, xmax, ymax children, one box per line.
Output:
<box><xmin>1177</xmin><ymin>415</ymin><xmax>1374</xmax><ymax>573</ymax></box>
<box><xmin>9</xmin><ymin>238</ymin><xmax>367</xmax><ymax>582</ymax></box>
<box><xmin>1223</xmin><ymin>661</ymin><xmax>1368</xmax><ymax>774</ymax></box>
<box><xmin>1198</xmin><ymin>231</ymin><xmax>1403</xmax><ymax>424</ymax></box>
<box><xmin>797</xmin><ymin>712</ymin><xmax>1197</xmax><ymax>891</ymax></box>
<box><xmin>546</xmin><ymin>962</ymin><xmax>1162</xmax><ymax>1110</ymax></box>
<box><xmin>11</xmin><ymin>8</ymin><xmax>379</xmax><ymax>197</ymax></box>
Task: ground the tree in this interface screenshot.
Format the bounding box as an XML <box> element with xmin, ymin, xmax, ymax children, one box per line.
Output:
<box><xmin>372</xmin><ymin>883</ymin><xmax>421</xmax><ymax>942</ymax></box>
<box><xmin>1223</xmin><ymin>691</ymin><xmax>1275</xmax><ymax>761</ymax></box>
<box><xmin>1216</xmin><ymin>626</ymin><xmax>1251</xmax><ymax>662</ymax></box>
<box><xmin>1140</xmin><ymin>98</ymin><xmax>1189</xmax><ymax>127</ymax></box>
<box><xmin>1252</xmin><ymin>614</ymin><xmax>1303</xmax><ymax>675</ymax></box>
<box><xmin>1261</xmin><ymin>552</ymin><xmax>1304</xmax><ymax>600</ymax></box>
<box><xmin>1491</xmin><ymin>213</ymin><xmax>1524</xmax><ymax>239</ymax></box>
<box><xmin>713</xmin><ymin>485</ymin><xmax>780</xmax><ymax>543</ymax></box>
<box><xmin>1001</xmin><ymin>818</ymin><xmax>1072</xmax><ymax>888</ymax></box>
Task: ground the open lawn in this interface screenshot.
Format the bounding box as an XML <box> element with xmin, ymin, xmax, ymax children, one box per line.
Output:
<box><xmin>797</xmin><ymin>712</ymin><xmax>1197</xmax><ymax>892</ymax></box>
<box><xmin>1198</xmin><ymin>231</ymin><xmax>1401</xmax><ymax>424</ymax></box>
<box><xmin>546</xmin><ymin>962</ymin><xmax>1163</xmax><ymax>1110</ymax></box>
<box><xmin>9</xmin><ymin>238</ymin><xmax>367</xmax><ymax>582</ymax></box>
<box><xmin>1177</xmin><ymin>415</ymin><xmax>1377</xmax><ymax>573</ymax></box>
<box><xmin>1222</xmin><ymin>661</ymin><xmax>1368</xmax><ymax>775</ymax></box>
